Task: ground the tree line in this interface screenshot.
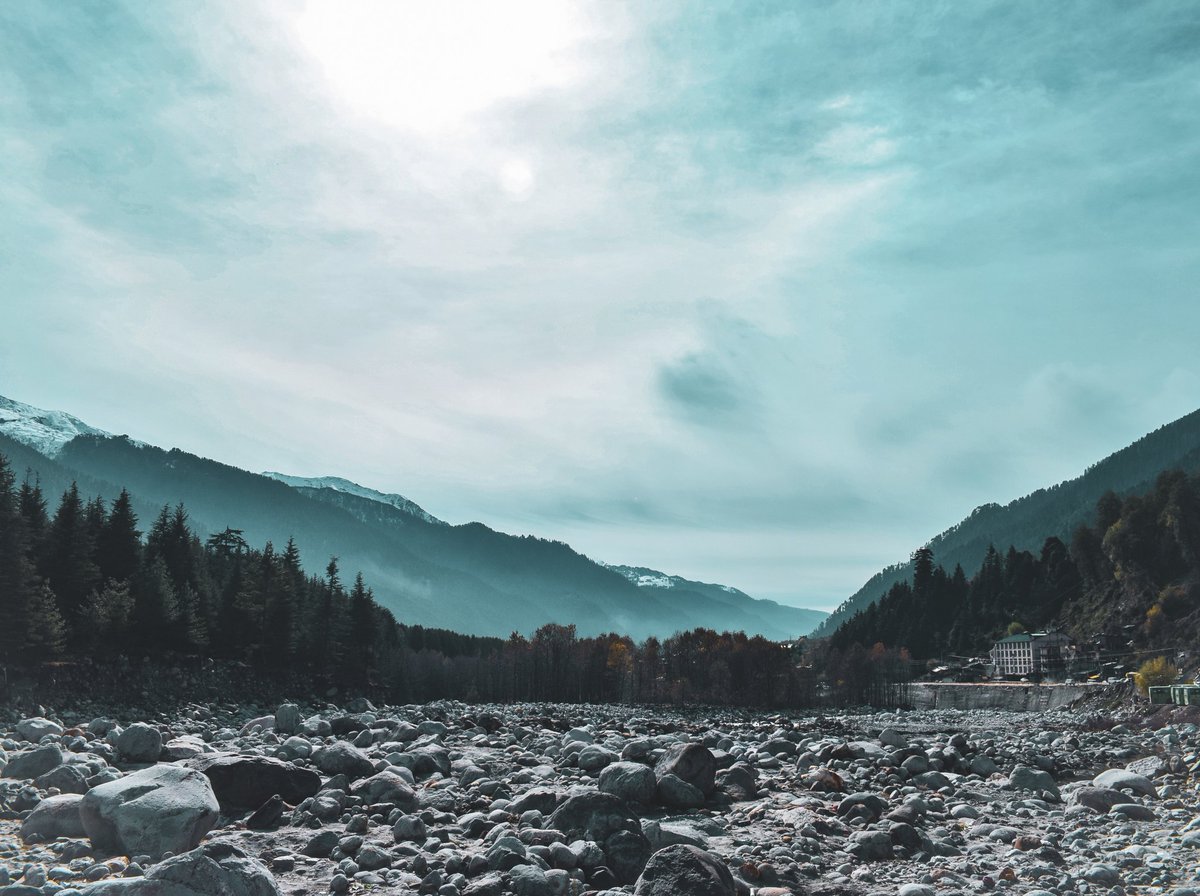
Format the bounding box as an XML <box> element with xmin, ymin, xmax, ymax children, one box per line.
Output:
<box><xmin>0</xmin><ymin>452</ymin><xmax>910</xmax><ymax>708</ymax></box>
<box><xmin>829</xmin><ymin>469</ymin><xmax>1200</xmax><ymax>661</ymax></box>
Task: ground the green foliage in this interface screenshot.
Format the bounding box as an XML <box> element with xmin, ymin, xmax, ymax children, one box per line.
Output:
<box><xmin>830</xmin><ymin>469</ymin><xmax>1200</xmax><ymax>662</ymax></box>
<box><xmin>0</xmin><ymin>450</ymin><xmax>863</xmax><ymax>708</ymax></box>
<box><xmin>817</xmin><ymin>408</ymin><xmax>1200</xmax><ymax>638</ymax></box>
<box><xmin>23</xmin><ymin>582</ymin><xmax>66</xmax><ymax>660</ymax></box>
<box><xmin>1133</xmin><ymin>656</ymin><xmax>1179</xmax><ymax>694</ymax></box>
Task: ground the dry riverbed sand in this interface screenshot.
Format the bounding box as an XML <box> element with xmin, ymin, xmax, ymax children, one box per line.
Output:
<box><xmin>2</xmin><ymin>700</ymin><xmax>1200</xmax><ymax>896</ymax></box>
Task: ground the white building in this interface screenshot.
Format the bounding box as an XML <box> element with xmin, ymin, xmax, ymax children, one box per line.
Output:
<box><xmin>990</xmin><ymin>631</ymin><xmax>1072</xmax><ymax>676</ymax></box>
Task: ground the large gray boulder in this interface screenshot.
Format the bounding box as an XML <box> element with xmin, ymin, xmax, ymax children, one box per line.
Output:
<box><xmin>349</xmin><ymin>770</ymin><xmax>419</xmax><ymax>811</ymax></box>
<box><xmin>184</xmin><ymin>754</ymin><xmax>320</xmax><ymax>810</ymax></box>
<box><xmin>657</xmin><ymin>773</ymin><xmax>705</xmax><ymax>808</ymax></box>
<box><xmin>80</xmin><ymin>764</ymin><xmax>219</xmax><ymax>857</ymax></box>
<box><xmin>2</xmin><ymin>743</ymin><xmax>64</xmax><ymax>780</ymax></box>
<box><xmin>634</xmin><ymin>845</ymin><xmax>736</xmax><ymax>896</ymax></box>
<box><xmin>21</xmin><ymin>793</ymin><xmax>86</xmax><ymax>841</ymax></box>
<box><xmin>549</xmin><ymin>791</ymin><xmax>650</xmax><ymax>884</ymax></box>
<box><xmin>1009</xmin><ymin>765</ymin><xmax>1060</xmax><ymax>799</ymax></box>
<box><xmin>78</xmin><ymin>842</ymin><xmax>279</xmax><ymax>896</ymax></box>
<box><xmin>117</xmin><ymin>723</ymin><xmax>163</xmax><ymax>764</ymax></box>
<box><xmin>274</xmin><ymin>704</ymin><xmax>301</xmax><ymax>736</ymax></box>
<box><xmin>599</xmin><ymin>762</ymin><xmax>657</xmax><ymax>804</ymax></box>
<box><xmin>1093</xmin><ymin>768</ymin><xmax>1157</xmax><ymax>798</ymax></box>
<box><xmin>654</xmin><ymin>743</ymin><xmax>716</xmax><ymax>796</ymax></box>
<box><xmin>846</xmin><ymin>830</ymin><xmax>894</xmax><ymax>862</ymax></box>
<box><xmin>313</xmin><ymin>741</ymin><xmax>375</xmax><ymax>779</ymax></box>
<box><xmin>35</xmin><ymin>762</ymin><xmax>90</xmax><ymax>794</ymax></box>
<box><xmin>1068</xmin><ymin>786</ymin><xmax>1131</xmax><ymax>814</ymax></box>
<box><xmin>17</xmin><ymin>717</ymin><xmax>63</xmax><ymax>742</ymax></box>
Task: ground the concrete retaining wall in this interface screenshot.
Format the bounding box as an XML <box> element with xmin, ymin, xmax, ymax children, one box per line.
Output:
<box><xmin>908</xmin><ymin>682</ymin><xmax>1096</xmax><ymax>711</ymax></box>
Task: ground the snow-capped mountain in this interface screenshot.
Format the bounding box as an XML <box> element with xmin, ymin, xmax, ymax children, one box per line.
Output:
<box><xmin>606</xmin><ymin>564</ymin><xmax>740</xmax><ymax>594</ymax></box>
<box><xmin>0</xmin><ymin>395</ymin><xmax>110</xmax><ymax>457</ymax></box>
<box><xmin>0</xmin><ymin>391</ymin><xmax>830</xmax><ymax>639</ymax></box>
<box><xmin>261</xmin><ymin>472</ymin><xmax>445</xmax><ymax>526</ymax></box>
<box><xmin>605</xmin><ymin>563</ymin><xmax>828</xmax><ymax>637</ymax></box>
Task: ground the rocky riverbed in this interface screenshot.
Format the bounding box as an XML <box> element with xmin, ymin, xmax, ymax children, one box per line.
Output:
<box><xmin>2</xmin><ymin>699</ymin><xmax>1200</xmax><ymax>896</ymax></box>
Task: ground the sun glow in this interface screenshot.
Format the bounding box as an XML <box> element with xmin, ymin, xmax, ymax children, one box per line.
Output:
<box><xmin>294</xmin><ymin>0</ymin><xmax>590</xmax><ymax>134</ymax></box>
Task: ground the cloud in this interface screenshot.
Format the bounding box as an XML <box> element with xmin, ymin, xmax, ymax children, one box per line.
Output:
<box><xmin>2</xmin><ymin>0</ymin><xmax>1199</xmax><ymax>611</ymax></box>
<box><xmin>659</xmin><ymin>352</ymin><xmax>749</xmax><ymax>421</ymax></box>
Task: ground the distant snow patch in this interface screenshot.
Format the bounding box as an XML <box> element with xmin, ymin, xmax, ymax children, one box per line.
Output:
<box><xmin>0</xmin><ymin>395</ymin><xmax>110</xmax><ymax>457</ymax></box>
<box><xmin>262</xmin><ymin>471</ymin><xmax>445</xmax><ymax>526</ymax></box>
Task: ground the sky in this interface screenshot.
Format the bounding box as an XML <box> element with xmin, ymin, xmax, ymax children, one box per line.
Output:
<box><xmin>3</xmin><ymin>1</ymin><xmax>1200</xmax><ymax>612</ymax></box>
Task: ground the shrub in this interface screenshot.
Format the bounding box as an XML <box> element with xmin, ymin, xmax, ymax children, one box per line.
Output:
<box><xmin>1133</xmin><ymin>656</ymin><xmax>1180</xmax><ymax>694</ymax></box>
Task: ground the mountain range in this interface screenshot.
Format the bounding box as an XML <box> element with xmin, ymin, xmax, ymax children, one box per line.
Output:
<box><xmin>0</xmin><ymin>394</ymin><xmax>827</xmax><ymax>641</ymax></box>
<box><xmin>813</xmin><ymin>407</ymin><xmax>1200</xmax><ymax>637</ymax></box>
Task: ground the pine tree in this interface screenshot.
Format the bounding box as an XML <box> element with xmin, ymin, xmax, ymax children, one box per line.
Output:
<box><xmin>98</xmin><ymin>489</ymin><xmax>141</xmax><ymax>583</ymax></box>
<box><xmin>348</xmin><ymin>572</ymin><xmax>375</xmax><ymax>686</ymax></box>
<box><xmin>17</xmin><ymin>475</ymin><xmax>49</xmax><ymax>540</ymax></box>
<box><xmin>82</xmin><ymin>580</ymin><xmax>134</xmax><ymax>656</ymax></box>
<box><xmin>40</xmin><ymin>482</ymin><xmax>101</xmax><ymax>626</ymax></box>
<box><xmin>23</xmin><ymin>582</ymin><xmax>66</xmax><ymax>661</ymax></box>
<box><xmin>134</xmin><ymin>557</ymin><xmax>180</xmax><ymax>653</ymax></box>
<box><xmin>0</xmin><ymin>455</ymin><xmax>36</xmax><ymax>663</ymax></box>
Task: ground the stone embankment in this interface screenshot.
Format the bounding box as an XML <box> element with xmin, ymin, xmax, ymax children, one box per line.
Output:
<box><xmin>1</xmin><ymin>699</ymin><xmax>1199</xmax><ymax>896</ymax></box>
<box><xmin>908</xmin><ymin>684</ymin><xmax>1104</xmax><ymax>713</ymax></box>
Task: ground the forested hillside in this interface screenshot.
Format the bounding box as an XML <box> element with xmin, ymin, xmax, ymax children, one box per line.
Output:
<box><xmin>829</xmin><ymin>469</ymin><xmax>1200</xmax><ymax>664</ymax></box>
<box><xmin>0</xmin><ymin>426</ymin><xmax>825</xmax><ymax>640</ymax></box>
<box><xmin>0</xmin><ymin>451</ymin><xmax>894</xmax><ymax>706</ymax></box>
<box><xmin>815</xmin><ymin>408</ymin><xmax>1200</xmax><ymax>637</ymax></box>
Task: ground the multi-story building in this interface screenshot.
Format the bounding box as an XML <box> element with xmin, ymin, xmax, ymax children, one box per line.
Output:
<box><xmin>989</xmin><ymin>631</ymin><xmax>1073</xmax><ymax>677</ymax></box>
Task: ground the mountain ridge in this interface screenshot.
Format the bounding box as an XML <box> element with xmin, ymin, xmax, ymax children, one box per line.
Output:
<box><xmin>814</xmin><ymin>407</ymin><xmax>1200</xmax><ymax>638</ymax></box>
<box><xmin>0</xmin><ymin>393</ymin><xmax>827</xmax><ymax>641</ymax></box>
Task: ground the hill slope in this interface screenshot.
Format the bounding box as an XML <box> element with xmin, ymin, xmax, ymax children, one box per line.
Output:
<box><xmin>814</xmin><ymin>408</ymin><xmax>1200</xmax><ymax>637</ymax></box>
<box><xmin>606</xmin><ymin>565</ymin><xmax>826</xmax><ymax>642</ymax></box>
<box><xmin>0</xmin><ymin>395</ymin><xmax>826</xmax><ymax>641</ymax></box>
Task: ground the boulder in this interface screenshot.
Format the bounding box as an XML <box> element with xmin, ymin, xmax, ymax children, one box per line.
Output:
<box><xmin>715</xmin><ymin>763</ymin><xmax>757</xmax><ymax>801</ymax></box>
<box><xmin>1111</xmin><ymin>802</ymin><xmax>1155</xmax><ymax>820</ymax></box>
<box><xmin>657</xmin><ymin>773</ymin><xmax>705</xmax><ymax>808</ymax></box>
<box><xmin>508</xmin><ymin>863</ymin><xmax>552</xmax><ymax>896</ymax></box>
<box><xmin>246</xmin><ymin>794</ymin><xmax>285</xmax><ymax>830</ymax></box>
<box><xmin>577</xmin><ymin>745</ymin><xmax>618</xmax><ymax>773</ymax></box>
<box><xmin>16</xmin><ymin>717</ymin><xmax>63</xmax><ymax>742</ymax></box>
<box><xmin>349</xmin><ymin>769</ymin><xmax>418</xmax><ymax>811</ymax></box>
<box><xmin>274</xmin><ymin>704</ymin><xmax>301</xmax><ymax>736</ymax></box>
<box><xmin>35</xmin><ymin>762</ymin><xmax>90</xmax><ymax>794</ymax></box>
<box><xmin>1009</xmin><ymin>765</ymin><xmax>1059</xmax><ymax>798</ymax></box>
<box><xmin>549</xmin><ymin>791</ymin><xmax>641</xmax><ymax>844</ymax></box>
<box><xmin>116</xmin><ymin>723</ymin><xmax>163</xmax><ymax>764</ymax></box>
<box><xmin>549</xmin><ymin>792</ymin><xmax>650</xmax><ymax>884</ymax></box>
<box><xmin>837</xmin><ymin>792</ymin><xmax>887</xmax><ymax>822</ymax></box>
<box><xmin>1067</xmin><ymin>786</ymin><xmax>1130</xmax><ymax>814</ymax></box>
<box><xmin>163</xmin><ymin>736</ymin><xmax>209</xmax><ymax>762</ymax></box>
<box><xmin>634</xmin><ymin>844</ymin><xmax>736</xmax><ymax>896</ymax></box>
<box><xmin>605</xmin><ymin>828</ymin><xmax>654</xmax><ymax>885</ymax></box>
<box><xmin>184</xmin><ymin>754</ymin><xmax>320</xmax><ymax>809</ymax></box>
<box><xmin>1093</xmin><ymin>768</ymin><xmax>1157</xmax><ymax>798</ymax></box>
<box><xmin>599</xmin><ymin>762</ymin><xmax>657</xmax><ymax>804</ymax></box>
<box><xmin>2</xmin><ymin>743</ymin><xmax>64</xmax><ymax>780</ymax></box>
<box><xmin>1125</xmin><ymin>755</ymin><xmax>1172</xmax><ymax>778</ymax></box>
<box><xmin>20</xmin><ymin>793</ymin><xmax>86</xmax><ymax>841</ymax></box>
<box><xmin>80</xmin><ymin>764</ymin><xmax>219</xmax><ymax>857</ymax></box>
<box><xmin>77</xmin><ymin>841</ymin><xmax>280</xmax><ymax>896</ymax></box>
<box><xmin>846</xmin><ymin>830</ymin><xmax>894</xmax><ymax>862</ymax></box>
<box><xmin>313</xmin><ymin>741</ymin><xmax>375</xmax><ymax>779</ymax></box>
<box><xmin>654</xmin><ymin>743</ymin><xmax>716</xmax><ymax>796</ymax></box>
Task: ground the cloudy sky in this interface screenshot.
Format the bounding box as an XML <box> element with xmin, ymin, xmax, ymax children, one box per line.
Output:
<box><xmin>3</xmin><ymin>1</ymin><xmax>1199</xmax><ymax>611</ymax></box>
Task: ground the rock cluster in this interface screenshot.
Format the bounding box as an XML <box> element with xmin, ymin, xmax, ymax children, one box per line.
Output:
<box><xmin>2</xmin><ymin>701</ymin><xmax>1200</xmax><ymax>896</ymax></box>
